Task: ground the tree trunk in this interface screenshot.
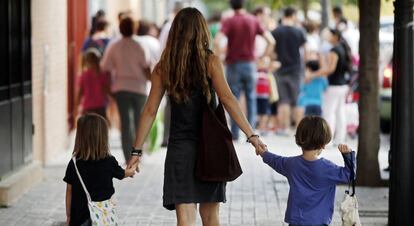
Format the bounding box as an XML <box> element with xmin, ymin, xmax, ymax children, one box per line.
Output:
<box><xmin>321</xmin><ymin>0</ymin><xmax>330</xmax><ymax>29</ymax></box>
<box><xmin>356</xmin><ymin>0</ymin><xmax>383</xmax><ymax>186</ymax></box>
<box><xmin>301</xmin><ymin>0</ymin><xmax>309</xmax><ymax>20</ymax></box>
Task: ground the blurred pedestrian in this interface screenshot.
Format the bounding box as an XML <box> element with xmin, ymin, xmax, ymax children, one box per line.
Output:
<box><xmin>208</xmin><ymin>11</ymin><xmax>222</xmax><ymax>49</ymax></box>
<box><xmin>303</xmin><ymin>20</ymin><xmax>321</xmax><ymax>58</ymax></box>
<box><xmin>77</xmin><ymin>49</ymin><xmax>111</xmax><ymax>119</ymax></box>
<box><xmin>332</xmin><ymin>6</ymin><xmax>359</xmax><ymax>57</ymax></box>
<box><xmin>159</xmin><ymin>1</ymin><xmax>184</xmax><ymax>50</ymax></box>
<box><xmin>148</xmin><ymin>22</ymin><xmax>160</xmax><ymax>38</ymax></box>
<box><xmin>101</xmin><ymin>17</ymin><xmax>151</xmax><ymax>162</ymax></box>
<box><xmin>64</xmin><ymin>114</ymin><xmax>135</xmax><ymax>226</ymax></box>
<box><xmin>215</xmin><ymin>0</ymin><xmax>275</xmax><ymax>140</ymax></box>
<box><xmin>305</xmin><ymin>28</ymin><xmax>353</xmax><ymax>145</ymax></box>
<box><xmin>127</xmin><ymin>8</ymin><xmax>266</xmax><ymax>225</ymax></box>
<box><xmin>89</xmin><ymin>10</ymin><xmax>106</xmax><ymax>37</ymax></box>
<box><xmin>298</xmin><ymin>60</ymin><xmax>328</xmax><ymax>117</ymax></box>
<box><xmin>208</xmin><ymin>11</ymin><xmax>222</xmax><ymax>39</ymax></box>
<box><xmin>136</xmin><ymin>19</ymin><xmax>161</xmax><ymax>71</ymax></box>
<box><xmin>271</xmin><ymin>7</ymin><xmax>307</xmax><ymax>135</ymax></box>
<box><xmin>253</xmin><ymin>6</ymin><xmax>273</xmax><ymax>58</ymax></box>
<box><xmin>82</xmin><ymin>18</ymin><xmax>110</xmax><ymax>56</ymax></box>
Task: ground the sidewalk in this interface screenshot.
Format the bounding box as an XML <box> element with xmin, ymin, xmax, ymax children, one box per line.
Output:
<box><xmin>0</xmin><ymin>131</ymin><xmax>389</xmax><ymax>226</ymax></box>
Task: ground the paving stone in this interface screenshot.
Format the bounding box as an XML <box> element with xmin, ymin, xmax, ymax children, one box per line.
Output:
<box><xmin>0</xmin><ymin>132</ymin><xmax>389</xmax><ymax>226</ymax></box>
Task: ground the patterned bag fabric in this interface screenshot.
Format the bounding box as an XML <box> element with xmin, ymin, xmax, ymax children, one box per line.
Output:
<box><xmin>73</xmin><ymin>157</ymin><xmax>119</xmax><ymax>226</ymax></box>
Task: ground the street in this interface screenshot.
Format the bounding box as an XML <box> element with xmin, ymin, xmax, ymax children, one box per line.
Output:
<box><xmin>0</xmin><ymin>131</ymin><xmax>389</xmax><ymax>226</ymax></box>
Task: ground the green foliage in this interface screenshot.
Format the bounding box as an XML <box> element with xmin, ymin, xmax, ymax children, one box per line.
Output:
<box><xmin>330</xmin><ymin>0</ymin><xmax>358</xmax><ymax>7</ymax></box>
<box><xmin>203</xmin><ymin>0</ymin><xmax>358</xmax><ymax>13</ymax></box>
<box><xmin>203</xmin><ymin>0</ymin><xmax>231</xmax><ymax>12</ymax></box>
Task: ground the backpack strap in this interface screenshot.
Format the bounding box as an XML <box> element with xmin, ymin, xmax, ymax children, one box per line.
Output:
<box><xmin>72</xmin><ymin>157</ymin><xmax>92</xmax><ymax>202</ymax></box>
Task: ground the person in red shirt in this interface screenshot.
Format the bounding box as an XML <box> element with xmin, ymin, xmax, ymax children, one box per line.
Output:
<box><xmin>77</xmin><ymin>48</ymin><xmax>111</xmax><ymax>119</ymax></box>
<box><xmin>214</xmin><ymin>0</ymin><xmax>275</xmax><ymax>140</ymax></box>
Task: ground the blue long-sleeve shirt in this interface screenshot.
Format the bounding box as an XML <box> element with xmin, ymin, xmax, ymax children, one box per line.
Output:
<box><xmin>262</xmin><ymin>151</ymin><xmax>355</xmax><ymax>225</ymax></box>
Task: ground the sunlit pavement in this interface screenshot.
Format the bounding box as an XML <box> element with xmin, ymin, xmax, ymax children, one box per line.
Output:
<box><xmin>0</xmin><ymin>130</ymin><xmax>388</xmax><ymax>226</ymax></box>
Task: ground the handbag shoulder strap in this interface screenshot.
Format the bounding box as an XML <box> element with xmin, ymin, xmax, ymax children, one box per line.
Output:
<box><xmin>206</xmin><ymin>78</ymin><xmax>219</xmax><ymax>107</ymax></box>
<box><xmin>72</xmin><ymin>156</ymin><xmax>92</xmax><ymax>202</ymax></box>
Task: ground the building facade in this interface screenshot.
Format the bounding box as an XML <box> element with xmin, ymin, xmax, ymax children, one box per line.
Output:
<box><xmin>0</xmin><ymin>0</ymin><xmax>175</xmax><ymax>206</ymax></box>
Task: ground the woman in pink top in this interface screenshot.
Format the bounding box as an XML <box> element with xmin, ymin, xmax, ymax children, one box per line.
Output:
<box><xmin>77</xmin><ymin>48</ymin><xmax>110</xmax><ymax>119</ymax></box>
<box><xmin>101</xmin><ymin>17</ymin><xmax>150</xmax><ymax>162</ymax></box>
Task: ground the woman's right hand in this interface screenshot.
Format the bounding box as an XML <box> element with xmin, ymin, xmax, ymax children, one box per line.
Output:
<box><xmin>127</xmin><ymin>156</ymin><xmax>141</xmax><ymax>173</ymax></box>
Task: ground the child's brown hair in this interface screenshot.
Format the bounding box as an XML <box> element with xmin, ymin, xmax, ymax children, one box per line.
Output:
<box><xmin>73</xmin><ymin>113</ymin><xmax>110</xmax><ymax>160</ymax></box>
<box><xmin>295</xmin><ymin>116</ymin><xmax>332</xmax><ymax>150</ymax></box>
<box><xmin>82</xmin><ymin>48</ymin><xmax>101</xmax><ymax>73</ymax></box>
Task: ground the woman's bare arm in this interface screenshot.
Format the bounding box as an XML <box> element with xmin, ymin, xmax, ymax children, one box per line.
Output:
<box><xmin>128</xmin><ymin>65</ymin><xmax>165</xmax><ymax>167</ymax></box>
<box><xmin>208</xmin><ymin>55</ymin><xmax>266</xmax><ymax>153</ymax></box>
<box><xmin>208</xmin><ymin>55</ymin><xmax>254</xmax><ymax>137</ymax></box>
<box><xmin>311</xmin><ymin>52</ymin><xmax>338</xmax><ymax>77</ymax></box>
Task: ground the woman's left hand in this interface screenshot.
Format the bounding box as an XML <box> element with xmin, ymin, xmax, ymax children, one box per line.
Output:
<box><xmin>249</xmin><ymin>136</ymin><xmax>267</xmax><ymax>155</ymax></box>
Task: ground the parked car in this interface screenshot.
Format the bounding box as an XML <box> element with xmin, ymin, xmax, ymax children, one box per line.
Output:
<box><xmin>379</xmin><ymin>18</ymin><xmax>394</xmax><ymax>133</ymax></box>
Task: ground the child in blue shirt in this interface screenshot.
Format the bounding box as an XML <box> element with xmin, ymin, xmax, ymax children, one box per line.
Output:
<box><xmin>257</xmin><ymin>116</ymin><xmax>355</xmax><ymax>226</ymax></box>
<box><xmin>298</xmin><ymin>60</ymin><xmax>328</xmax><ymax>116</ymax></box>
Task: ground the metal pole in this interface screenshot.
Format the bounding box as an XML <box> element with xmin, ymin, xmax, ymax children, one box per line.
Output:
<box><xmin>321</xmin><ymin>0</ymin><xmax>329</xmax><ymax>29</ymax></box>
<box><xmin>389</xmin><ymin>0</ymin><xmax>414</xmax><ymax>224</ymax></box>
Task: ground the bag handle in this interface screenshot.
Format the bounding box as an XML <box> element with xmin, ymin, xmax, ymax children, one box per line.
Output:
<box><xmin>343</xmin><ymin>151</ymin><xmax>356</xmax><ymax>196</ymax></box>
<box><xmin>72</xmin><ymin>157</ymin><xmax>92</xmax><ymax>202</ymax></box>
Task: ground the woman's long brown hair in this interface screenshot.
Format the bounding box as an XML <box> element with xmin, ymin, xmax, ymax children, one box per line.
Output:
<box><xmin>158</xmin><ymin>7</ymin><xmax>212</xmax><ymax>103</ymax></box>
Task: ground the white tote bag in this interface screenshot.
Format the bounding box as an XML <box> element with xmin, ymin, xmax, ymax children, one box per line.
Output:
<box><xmin>339</xmin><ymin>151</ymin><xmax>361</xmax><ymax>226</ymax></box>
<box><xmin>340</xmin><ymin>193</ymin><xmax>361</xmax><ymax>226</ymax></box>
<box><xmin>73</xmin><ymin>157</ymin><xmax>119</xmax><ymax>226</ymax></box>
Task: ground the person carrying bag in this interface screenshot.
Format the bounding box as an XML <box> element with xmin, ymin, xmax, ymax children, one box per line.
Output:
<box><xmin>73</xmin><ymin>157</ymin><xmax>119</xmax><ymax>226</ymax></box>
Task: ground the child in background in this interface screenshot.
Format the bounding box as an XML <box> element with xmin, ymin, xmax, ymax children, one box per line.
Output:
<box><xmin>256</xmin><ymin>70</ymin><xmax>271</xmax><ymax>135</ymax></box>
<box><xmin>298</xmin><ymin>60</ymin><xmax>328</xmax><ymax>117</ymax></box>
<box><xmin>256</xmin><ymin>57</ymin><xmax>280</xmax><ymax>135</ymax></box>
<box><xmin>77</xmin><ymin>48</ymin><xmax>111</xmax><ymax>119</ymax></box>
<box><xmin>256</xmin><ymin>116</ymin><xmax>355</xmax><ymax>226</ymax></box>
<box><xmin>64</xmin><ymin>114</ymin><xmax>135</xmax><ymax>226</ymax></box>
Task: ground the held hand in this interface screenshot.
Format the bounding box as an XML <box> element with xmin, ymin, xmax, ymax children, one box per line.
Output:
<box><xmin>249</xmin><ymin>136</ymin><xmax>267</xmax><ymax>156</ymax></box>
<box><xmin>125</xmin><ymin>167</ymin><xmax>136</xmax><ymax>178</ymax></box>
<box><xmin>127</xmin><ymin>156</ymin><xmax>141</xmax><ymax>173</ymax></box>
<box><xmin>255</xmin><ymin>142</ymin><xmax>267</xmax><ymax>156</ymax></box>
<box><xmin>338</xmin><ymin>144</ymin><xmax>352</xmax><ymax>154</ymax></box>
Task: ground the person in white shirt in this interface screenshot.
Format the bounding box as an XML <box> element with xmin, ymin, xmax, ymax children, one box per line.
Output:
<box><xmin>136</xmin><ymin>19</ymin><xmax>161</xmax><ymax>72</ymax></box>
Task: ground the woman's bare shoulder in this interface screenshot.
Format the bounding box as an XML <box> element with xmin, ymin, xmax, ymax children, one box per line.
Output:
<box><xmin>207</xmin><ymin>54</ymin><xmax>222</xmax><ymax>78</ymax></box>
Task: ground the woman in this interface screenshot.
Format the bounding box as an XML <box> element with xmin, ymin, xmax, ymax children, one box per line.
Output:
<box><xmin>306</xmin><ymin>28</ymin><xmax>353</xmax><ymax>145</ymax></box>
<box><xmin>128</xmin><ymin>8</ymin><xmax>266</xmax><ymax>226</ymax></box>
<box><xmin>101</xmin><ymin>17</ymin><xmax>150</xmax><ymax>162</ymax></box>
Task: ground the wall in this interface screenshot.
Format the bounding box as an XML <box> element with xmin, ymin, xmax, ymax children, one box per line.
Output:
<box><xmin>31</xmin><ymin>0</ymin><xmax>69</xmax><ymax>163</ymax></box>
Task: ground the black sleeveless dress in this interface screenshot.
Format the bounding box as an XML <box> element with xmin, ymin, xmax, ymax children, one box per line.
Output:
<box><xmin>163</xmin><ymin>88</ymin><xmax>226</xmax><ymax>210</ymax></box>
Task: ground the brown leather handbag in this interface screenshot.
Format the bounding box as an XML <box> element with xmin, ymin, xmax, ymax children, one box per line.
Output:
<box><xmin>196</xmin><ymin>90</ymin><xmax>243</xmax><ymax>182</ymax></box>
